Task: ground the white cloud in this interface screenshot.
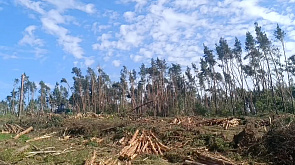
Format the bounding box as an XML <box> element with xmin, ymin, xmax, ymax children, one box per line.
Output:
<box><xmin>34</xmin><ymin>47</ymin><xmax>47</xmax><ymax>59</ymax></box>
<box><xmin>173</xmin><ymin>0</ymin><xmax>208</xmax><ymax>10</ymax></box>
<box><xmin>124</xmin><ymin>11</ymin><xmax>136</xmax><ymax>22</ymax></box>
<box><xmin>44</xmin><ymin>0</ymin><xmax>96</xmax><ymax>13</ymax></box>
<box><xmin>120</xmin><ymin>0</ymin><xmax>148</xmax><ymax>11</ymax></box>
<box><xmin>0</xmin><ymin>53</ymin><xmax>18</xmax><ymax>60</ymax></box>
<box><xmin>130</xmin><ymin>54</ymin><xmax>144</xmax><ymax>62</ymax></box>
<box><xmin>229</xmin><ymin>0</ymin><xmax>295</xmax><ymax>25</ymax></box>
<box><xmin>84</xmin><ymin>56</ymin><xmax>95</xmax><ymax>67</ymax></box>
<box><xmin>91</xmin><ymin>22</ymin><xmax>111</xmax><ymax>34</ymax></box>
<box><xmin>92</xmin><ymin>0</ymin><xmax>295</xmax><ymax>67</ymax></box>
<box><xmin>16</xmin><ymin>0</ymin><xmax>45</xmax><ymax>14</ymax></box>
<box><xmin>16</xmin><ymin>0</ymin><xmax>295</xmax><ymax>70</ymax></box>
<box><xmin>112</xmin><ymin>60</ymin><xmax>121</xmax><ymax>67</ymax></box>
<box><xmin>19</xmin><ymin>25</ymin><xmax>44</xmax><ymax>46</ymax></box>
<box><xmin>17</xmin><ymin>0</ymin><xmax>96</xmax><ymax>62</ymax></box>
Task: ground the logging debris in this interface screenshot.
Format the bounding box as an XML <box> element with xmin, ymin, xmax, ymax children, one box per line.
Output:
<box><xmin>26</xmin><ymin>132</ymin><xmax>57</xmax><ymax>142</ymax></box>
<box><xmin>25</xmin><ymin>147</ymin><xmax>75</xmax><ymax>157</ymax></box>
<box><xmin>85</xmin><ymin>151</ymin><xmax>122</xmax><ymax>165</ymax></box>
<box><xmin>119</xmin><ymin>129</ymin><xmax>169</xmax><ymax>161</ymax></box>
<box><xmin>84</xmin><ymin>150</ymin><xmax>97</xmax><ymax>165</ymax></box>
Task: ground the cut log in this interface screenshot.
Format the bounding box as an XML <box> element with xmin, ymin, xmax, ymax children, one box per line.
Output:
<box><xmin>14</xmin><ymin>126</ymin><xmax>33</xmax><ymax>139</ymax></box>
<box><xmin>129</xmin><ymin>129</ymin><xmax>140</xmax><ymax>145</ymax></box>
<box><xmin>194</xmin><ymin>149</ymin><xmax>236</xmax><ymax>165</ymax></box>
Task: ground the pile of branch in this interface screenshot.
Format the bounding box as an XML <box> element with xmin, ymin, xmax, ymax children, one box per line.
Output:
<box><xmin>119</xmin><ymin>129</ymin><xmax>169</xmax><ymax>160</ymax></box>
<box><xmin>185</xmin><ymin>147</ymin><xmax>237</xmax><ymax>165</ymax></box>
<box><xmin>70</xmin><ymin>112</ymin><xmax>106</xmax><ymax>119</ymax></box>
<box><xmin>196</xmin><ymin>118</ymin><xmax>241</xmax><ymax>129</ymax></box>
<box><xmin>1</xmin><ymin>123</ymin><xmax>25</xmax><ymax>134</ymax></box>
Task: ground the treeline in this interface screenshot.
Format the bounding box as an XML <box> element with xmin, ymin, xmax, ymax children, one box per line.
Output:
<box><xmin>1</xmin><ymin>23</ymin><xmax>295</xmax><ymax>117</ymax></box>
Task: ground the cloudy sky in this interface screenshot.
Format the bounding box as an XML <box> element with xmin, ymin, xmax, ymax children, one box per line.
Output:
<box><xmin>0</xmin><ymin>0</ymin><xmax>295</xmax><ymax>100</ymax></box>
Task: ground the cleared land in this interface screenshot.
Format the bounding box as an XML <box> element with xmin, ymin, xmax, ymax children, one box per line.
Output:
<box><xmin>0</xmin><ymin>113</ymin><xmax>293</xmax><ymax>165</ymax></box>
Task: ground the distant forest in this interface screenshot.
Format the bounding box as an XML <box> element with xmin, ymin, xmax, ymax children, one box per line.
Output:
<box><xmin>1</xmin><ymin>22</ymin><xmax>295</xmax><ymax>117</ymax></box>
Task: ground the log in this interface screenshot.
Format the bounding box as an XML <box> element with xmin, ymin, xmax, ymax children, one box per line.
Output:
<box><xmin>14</xmin><ymin>126</ymin><xmax>33</xmax><ymax>139</ymax></box>
<box><xmin>147</xmin><ymin>136</ymin><xmax>158</xmax><ymax>155</ymax></box>
<box><xmin>155</xmin><ymin>142</ymin><xmax>163</xmax><ymax>155</ymax></box>
<box><xmin>26</xmin><ymin>132</ymin><xmax>56</xmax><ymax>142</ymax></box>
<box><xmin>129</xmin><ymin>129</ymin><xmax>140</xmax><ymax>145</ymax></box>
<box><xmin>194</xmin><ymin>150</ymin><xmax>235</xmax><ymax>165</ymax></box>
<box><xmin>126</xmin><ymin>141</ymin><xmax>139</xmax><ymax>157</ymax></box>
<box><xmin>15</xmin><ymin>124</ymin><xmax>24</xmax><ymax>131</ymax></box>
<box><xmin>142</xmin><ymin>141</ymin><xmax>149</xmax><ymax>153</ymax></box>
<box><xmin>8</xmin><ymin>124</ymin><xmax>17</xmax><ymax>133</ymax></box>
<box><xmin>150</xmin><ymin>131</ymin><xmax>170</xmax><ymax>151</ymax></box>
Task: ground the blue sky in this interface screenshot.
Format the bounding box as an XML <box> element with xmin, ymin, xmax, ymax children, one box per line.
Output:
<box><xmin>0</xmin><ymin>0</ymin><xmax>295</xmax><ymax>100</ymax></box>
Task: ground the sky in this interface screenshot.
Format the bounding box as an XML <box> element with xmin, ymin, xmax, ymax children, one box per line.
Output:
<box><xmin>0</xmin><ymin>0</ymin><xmax>295</xmax><ymax>100</ymax></box>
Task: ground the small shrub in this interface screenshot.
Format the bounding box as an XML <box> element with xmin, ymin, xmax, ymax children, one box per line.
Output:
<box><xmin>194</xmin><ymin>102</ymin><xmax>208</xmax><ymax>116</ymax></box>
<box><xmin>164</xmin><ymin>151</ymin><xmax>186</xmax><ymax>163</ymax></box>
<box><xmin>208</xmin><ymin>137</ymin><xmax>231</xmax><ymax>152</ymax></box>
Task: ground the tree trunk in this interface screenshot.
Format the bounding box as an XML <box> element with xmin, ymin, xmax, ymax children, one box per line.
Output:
<box><xmin>18</xmin><ymin>74</ymin><xmax>25</xmax><ymax>118</ymax></box>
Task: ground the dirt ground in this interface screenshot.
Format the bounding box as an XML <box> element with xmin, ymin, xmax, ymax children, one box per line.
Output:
<box><xmin>0</xmin><ymin>113</ymin><xmax>277</xmax><ymax>165</ymax></box>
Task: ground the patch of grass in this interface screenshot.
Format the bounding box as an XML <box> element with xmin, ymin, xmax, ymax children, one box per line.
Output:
<box><xmin>86</xmin><ymin>141</ymin><xmax>99</xmax><ymax>147</ymax></box>
<box><xmin>18</xmin><ymin>135</ymin><xmax>30</xmax><ymax>142</ymax></box>
<box><xmin>0</xmin><ymin>133</ymin><xmax>13</xmax><ymax>141</ymax></box>
<box><xmin>0</xmin><ymin>148</ymin><xmax>24</xmax><ymax>163</ymax></box>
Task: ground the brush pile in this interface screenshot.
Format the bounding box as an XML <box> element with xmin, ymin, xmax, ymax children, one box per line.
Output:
<box><xmin>119</xmin><ymin>129</ymin><xmax>169</xmax><ymax>160</ymax></box>
<box><xmin>196</xmin><ymin>118</ymin><xmax>242</xmax><ymax>129</ymax></box>
<box><xmin>69</xmin><ymin>112</ymin><xmax>112</xmax><ymax>120</ymax></box>
<box><xmin>171</xmin><ymin>117</ymin><xmax>242</xmax><ymax>130</ymax></box>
